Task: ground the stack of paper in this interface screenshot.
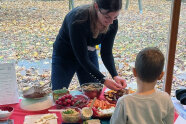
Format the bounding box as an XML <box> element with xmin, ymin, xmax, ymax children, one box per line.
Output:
<box><xmin>0</xmin><ymin>63</ymin><xmax>19</xmax><ymax>105</ymax></box>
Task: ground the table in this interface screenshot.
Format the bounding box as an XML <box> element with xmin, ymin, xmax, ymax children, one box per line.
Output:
<box><xmin>172</xmin><ymin>97</ymin><xmax>186</xmax><ymax>124</ymax></box>
<box><xmin>172</xmin><ymin>97</ymin><xmax>186</xmax><ymax>119</ymax></box>
<box><xmin>0</xmin><ymin>87</ymin><xmax>179</xmax><ymax>124</ymax></box>
<box><xmin>0</xmin><ymin>87</ymin><xmax>108</xmax><ymax>124</ymax></box>
<box><xmin>0</xmin><ymin>100</ymin><xmax>62</xmax><ymax>124</ymax></box>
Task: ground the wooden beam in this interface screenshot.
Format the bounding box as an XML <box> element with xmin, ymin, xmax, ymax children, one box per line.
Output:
<box><xmin>164</xmin><ymin>0</ymin><xmax>181</xmax><ymax>95</ymax></box>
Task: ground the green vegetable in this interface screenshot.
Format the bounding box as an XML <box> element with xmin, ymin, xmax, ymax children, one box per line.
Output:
<box><xmin>53</xmin><ymin>87</ymin><xmax>68</xmax><ymax>94</ymax></box>
<box><xmin>63</xmin><ymin>110</ymin><xmax>74</xmax><ymax>114</ymax></box>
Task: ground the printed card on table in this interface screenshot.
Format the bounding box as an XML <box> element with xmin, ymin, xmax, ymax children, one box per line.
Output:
<box><xmin>0</xmin><ymin>63</ymin><xmax>19</xmax><ymax>105</ymax></box>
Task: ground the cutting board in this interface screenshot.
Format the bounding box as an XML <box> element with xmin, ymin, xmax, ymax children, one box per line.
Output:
<box><xmin>23</xmin><ymin>114</ymin><xmax>57</xmax><ymax>124</ymax></box>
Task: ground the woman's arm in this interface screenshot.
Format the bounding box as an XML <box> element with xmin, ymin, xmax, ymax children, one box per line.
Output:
<box><xmin>101</xmin><ymin>20</ymin><xmax>127</xmax><ymax>88</ymax></box>
<box><xmin>101</xmin><ymin>20</ymin><xmax>118</xmax><ymax>78</ymax></box>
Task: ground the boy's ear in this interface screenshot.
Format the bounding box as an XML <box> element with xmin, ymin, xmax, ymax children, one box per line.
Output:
<box><xmin>158</xmin><ymin>72</ymin><xmax>164</xmax><ymax>80</ymax></box>
<box><xmin>133</xmin><ymin>68</ymin><xmax>137</xmax><ymax>77</ymax></box>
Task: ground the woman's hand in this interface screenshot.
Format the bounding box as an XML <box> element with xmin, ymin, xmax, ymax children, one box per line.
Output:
<box><xmin>113</xmin><ymin>76</ymin><xmax>127</xmax><ymax>89</ymax></box>
<box><xmin>104</xmin><ymin>78</ymin><xmax>123</xmax><ymax>91</ymax></box>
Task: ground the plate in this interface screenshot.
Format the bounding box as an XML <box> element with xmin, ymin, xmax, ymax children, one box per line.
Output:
<box><xmin>23</xmin><ymin>114</ymin><xmax>57</xmax><ymax>124</ymax></box>
<box><xmin>87</xmin><ymin>99</ymin><xmax>116</xmax><ymax>119</ymax></box>
<box><xmin>104</xmin><ymin>89</ymin><xmax>129</xmax><ymax>104</ymax></box>
<box><xmin>92</xmin><ymin>107</ymin><xmax>115</xmax><ymax>119</ymax></box>
<box><xmin>56</xmin><ymin>94</ymin><xmax>90</xmax><ymax>109</ymax></box>
<box><xmin>20</xmin><ymin>96</ymin><xmax>53</xmax><ymax>111</ymax></box>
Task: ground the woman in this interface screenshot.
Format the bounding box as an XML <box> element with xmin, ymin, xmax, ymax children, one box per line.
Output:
<box><xmin>52</xmin><ymin>0</ymin><xmax>127</xmax><ymax>90</ymax></box>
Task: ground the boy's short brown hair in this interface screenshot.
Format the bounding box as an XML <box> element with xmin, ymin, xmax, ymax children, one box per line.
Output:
<box><xmin>135</xmin><ymin>47</ymin><xmax>164</xmax><ymax>82</ymax></box>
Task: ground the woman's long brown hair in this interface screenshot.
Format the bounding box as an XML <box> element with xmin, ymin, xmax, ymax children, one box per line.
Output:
<box><xmin>89</xmin><ymin>4</ymin><xmax>108</xmax><ymax>39</ymax></box>
<box><xmin>89</xmin><ymin>4</ymin><xmax>99</xmax><ymax>38</ymax></box>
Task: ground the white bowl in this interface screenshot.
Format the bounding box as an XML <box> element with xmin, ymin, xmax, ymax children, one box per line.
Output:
<box><xmin>0</xmin><ymin>106</ymin><xmax>14</xmax><ymax>120</ymax></box>
<box><xmin>81</xmin><ymin>107</ymin><xmax>93</xmax><ymax>120</ymax></box>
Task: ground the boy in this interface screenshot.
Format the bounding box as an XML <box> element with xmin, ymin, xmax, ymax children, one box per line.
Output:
<box><xmin>110</xmin><ymin>47</ymin><xmax>174</xmax><ymax>124</ymax></box>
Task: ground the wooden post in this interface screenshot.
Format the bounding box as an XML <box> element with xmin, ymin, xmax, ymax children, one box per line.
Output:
<box><xmin>164</xmin><ymin>0</ymin><xmax>181</xmax><ymax>95</ymax></box>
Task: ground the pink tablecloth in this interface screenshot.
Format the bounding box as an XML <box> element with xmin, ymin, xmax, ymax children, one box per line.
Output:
<box><xmin>0</xmin><ymin>87</ymin><xmax>179</xmax><ymax>124</ymax></box>
<box><xmin>0</xmin><ymin>87</ymin><xmax>108</xmax><ymax>124</ymax></box>
<box><xmin>0</xmin><ymin>101</ymin><xmax>62</xmax><ymax>124</ymax></box>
